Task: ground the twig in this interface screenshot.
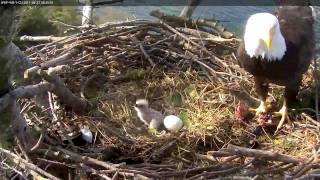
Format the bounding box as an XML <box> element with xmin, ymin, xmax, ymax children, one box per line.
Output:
<box><xmin>49</xmin><ymin>20</ymin><xmax>86</xmax><ymax>29</ymax></box>
<box><xmin>293</xmin><ymin>147</ymin><xmax>320</xmax><ymax>178</ymax></box>
<box><xmin>0</xmin><ymin>82</ymin><xmax>53</xmax><ymax>112</ymax></box>
<box><xmin>0</xmin><ymin>161</ymin><xmax>28</xmax><ymax>180</ymax></box>
<box><xmin>139</xmin><ymin>43</ymin><xmax>156</xmax><ymax>67</ymax></box>
<box><xmin>29</xmin><ymin>130</ymin><xmax>44</xmax><ymax>152</ymax></box>
<box><xmin>24</xmin><ymin>48</ymin><xmax>79</xmax><ymax>79</ymax></box>
<box><xmin>222</xmin><ymin>144</ymin><xmax>303</xmax><ymax>164</ymax></box>
<box><xmin>296</xmin><ymin>169</ymin><xmax>320</xmax><ymax>180</ymax></box>
<box><xmin>20</xmin><ymin>35</ymin><xmax>65</xmax><ymax>42</ymax></box>
<box><xmin>53</xmin><ymin>146</ymin><xmax>123</xmax><ymax>170</ymax></box>
<box><xmin>195</xmin><ymin>153</ymin><xmax>218</xmax><ymax>162</ymax></box>
<box><xmin>80</xmin><ymin>163</ymin><xmax>112</xmax><ymax>180</ymax></box>
<box><xmin>150</xmin><ymin>10</ymin><xmax>234</xmax><ymax>38</ymax></box>
<box><xmin>111</xmin><ymin>170</ymin><xmax>119</xmax><ymax>180</ymax></box>
<box><xmin>94</xmin><ymin>120</ymin><xmax>135</xmax><ymax>144</ymax></box>
<box><xmin>176</xmin><ymin>27</ymin><xmax>239</xmax><ymax>42</ymax></box>
<box><xmin>187</xmin><ymin>159</ymin><xmax>253</xmax><ymax>180</ymax></box>
<box><xmin>207</xmin><ymin>151</ymin><xmax>232</xmax><ymax>157</ymax></box>
<box><xmin>38</xmin><ymin>70</ymin><xmax>89</xmax><ymax>115</ymax></box>
<box><xmin>160</xmin><ymin>20</ymin><xmax>231</xmax><ymax>72</ymax></box>
<box><xmin>301</xmin><ymin>112</ymin><xmax>320</xmax><ymax>127</ymax></box>
<box><xmin>243</xmin><ymin>163</ymin><xmax>295</xmax><ymax>176</ymax></box>
<box><xmin>130</xmin><ymin>36</ymin><xmax>156</xmax><ymax>67</ymax></box>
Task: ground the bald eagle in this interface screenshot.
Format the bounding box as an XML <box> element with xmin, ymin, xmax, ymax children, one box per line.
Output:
<box><xmin>237</xmin><ymin>6</ymin><xmax>315</xmax><ymax>132</ymax></box>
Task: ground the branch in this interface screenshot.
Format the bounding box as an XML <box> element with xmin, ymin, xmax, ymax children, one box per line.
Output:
<box><xmin>0</xmin><ymin>69</ymin><xmax>89</xmax><ymax>115</ymax></box>
<box><xmin>159</xmin><ymin>20</ymin><xmax>230</xmax><ymax>72</ymax></box>
<box><xmin>0</xmin><ymin>148</ymin><xmax>61</xmax><ymax>180</ymax></box>
<box><xmin>24</xmin><ymin>48</ymin><xmax>79</xmax><ymax>79</ymax></box>
<box><xmin>82</xmin><ymin>0</ymin><xmax>93</xmax><ymax>25</ymax></box>
<box><xmin>38</xmin><ymin>70</ymin><xmax>89</xmax><ymax>115</ymax></box>
<box><xmin>20</xmin><ymin>35</ymin><xmax>65</xmax><ymax>42</ymax></box>
<box><xmin>0</xmin><ymin>82</ymin><xmax>53</xmax><ymax>112</ymax></box>
<box><xmin>187</xmin><ymin>160</ymin><xmax>253</xmax><ymax>180</ymax></box>
<box><xmin>176</xmin><ymin>27</ymin><xmax>240</xmax><ymax>42</ymax></box>
<box><xmin>54</xmin><ymin>146</ymin><xmax>123</xmax><ymax>170</ymax></box>
<box><xmin>179</xmin><ymin>0</ymin><xmax>201</xmax><ymax>18</ymax></box>
<box><xmin>223</xmin><ymin>144</ymin><xmax>303</xmax><ymax>164</ymax></box>
<box><xmin>150</xmin><ymin>10</ymin><xmax>234</xmax><ymax>38</ymax></box>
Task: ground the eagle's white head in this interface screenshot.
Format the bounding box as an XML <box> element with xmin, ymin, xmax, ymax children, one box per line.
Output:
<box><xmin>244</xmin><ymin>13</ymin><xmax>286</xmax><ymax>61</ymax></box>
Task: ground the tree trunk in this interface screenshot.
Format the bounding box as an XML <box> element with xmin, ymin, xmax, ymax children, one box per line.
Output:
<box><xmin>82</xmin><ymin>0</ymin><xmax>93</xmax><ymax>25</ymax></box>
<box><xmin>0</xmin><ymin>7</ymin><xmax>33</xmax><ymax>149</ymax></box>
<box><xmin>179</xmin><ymin>0</ymin><xmax>201</xmax><ymax>18</ymax></box>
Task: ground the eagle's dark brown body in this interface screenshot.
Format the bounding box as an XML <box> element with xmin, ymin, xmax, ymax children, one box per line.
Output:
<box><xmin>237</xmin><ymin>6</ymin><xmax>315</xmax><ymax>107</ymax></box>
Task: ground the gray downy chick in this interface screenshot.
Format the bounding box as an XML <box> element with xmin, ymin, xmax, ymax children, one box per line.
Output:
<box><xmin>134</xmin><ymin>99</ymin><xmax>165</xmax><ymax>131</ymax></box>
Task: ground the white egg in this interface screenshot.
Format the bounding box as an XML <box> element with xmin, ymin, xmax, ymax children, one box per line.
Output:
<box><xmin>163</xmin><ymin>115</ymin><xmax>184</xmax><ymax>132</ymax></box>
<box><xmin>80</xmin><ymin>127</ymin><xmax>93</xmax><ymax>143</ymax></box>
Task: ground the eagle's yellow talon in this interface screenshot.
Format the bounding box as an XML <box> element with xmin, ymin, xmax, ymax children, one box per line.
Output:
<box><xmin>273</xmin><ymin>105</ymin><xmax>288</xmax><ymax>135</ymax></box>
<box><xmin>249</xmin><ymin>101</ymin><xmax>267</xmax><ymax>116</ymax></box>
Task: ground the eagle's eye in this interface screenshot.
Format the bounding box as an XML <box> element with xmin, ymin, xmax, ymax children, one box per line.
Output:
<box><xmin>135</xmin><ymin>104</ymin><xmax>145</xmax><ymax>108</ymax></box>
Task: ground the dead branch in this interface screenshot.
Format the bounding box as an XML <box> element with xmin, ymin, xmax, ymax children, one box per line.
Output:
<box><xmin>20</xmin><ymin>35</ymin><xmax>65</xmax><ymax>42</ymax></box>
<box><xmin>159</xmin><ymin>20</ymin><xmax>231</xmax><ymax>72</ymax></box>
<box><xmin>187</xmin><ymin>159</ymin><xmax>253</xmax><ymax>180</ymax></box>
<box><xmin>222</xmin><ymin>144</ymin><xmax>303</xmax><ymax>164</ymax></box>
<box><xmin>296</xmin><ymin>169</ymin><xmax>320</xmax><ymax>180</ymax></box>
<box><xmin>293</xmin><ymin>147</ymin><xmax>320</xmax><ymax>178</ymax></box>
<box><xmin>139</xmin><ymin>43</ymin><xmax>156</xmax><ymax>67</ymax></box>
<box><xmin>80</xmin><ymin>163</ymin><xmax>112</xmax><ymax>180</ymax></box>
<box><xmin>0</xmin><ymin>148</ymin><xmax>61</xmax><ymax>180</ymax></box>
<box><xmin>94</xmin><ymin>120</ymin><xmax>135</xmax><ymax>144</ymax></box>
<box><xmin>243</xmin><ymin>163</ymin><xmax>295</xmax><ymax>176</ymax></box>
<box><xmin>53</xmin><ymin>146</ymin><xmax>123</xmax><ymax>170</ymax></box>
<box><xmin>0</xmin><ymin>82</ymin><xmax>53</xmax><ymax>112</ymax></box>
<box><xmin>131</xmin><ymin>36</ymin><xmax>156</xmax><ymax>67</ymax></box>
<box><xmin>0</xmin><ymin>71</ymin><xmax>88</xmax><ymax>115</ymax></box>
<box><xmin>150</xmin><ymin>9</ymin><xmax>234</xmax><ymax>38</ymax></box>
<box><xmin>177</xmin><ymin>27</ymin><xmax>239</xmax><ymax>42</ymax></box>
<box><xmin>38</xmin><ymin>70</ymin><xmax>89</xmax><ymax>115</ymax></box>
<box><xmin>24</xmin><ymin>48</ymin><xmax>79</xmax><ymax>79</ymax></box>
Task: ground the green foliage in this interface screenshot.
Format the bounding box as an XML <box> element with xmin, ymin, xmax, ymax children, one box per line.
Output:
<box><xmin>148</xmin><ymin>128</ymin><xmax>163</xmax><ymax>136</ymax></box>
<box><xmin>170</xmin><ymin>91</ymin><xmax>183</xmax><ymax>107</ymax></box>
<box><xmin>184</xmin><ymin>84</ymin><xmax>199</xmax><ymax>102</ymax></box>
<box><xmin>125</xmin><ymin>68</ymin><xmax>146</xmax><ymax>81</ymax></box>
<box><xmin>179</xmin><ymin>111</ymin><xmax>189</xmax><ymax>127</ymax></box>
<box><xmin>17</xmin><ymin>6</ymin><xmax>80</xmax><ymax>36</ymax></box>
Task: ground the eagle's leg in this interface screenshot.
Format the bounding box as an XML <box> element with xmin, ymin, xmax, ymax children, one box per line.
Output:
<box><xmin>249</xmin><ymin>78</ymin><xmax>269</xmax><ymax>115</ymax></box>
<box><xmin>274</xmin><ymin>86</ymin><xmax>299</xmax><ymax>134</ymax></box>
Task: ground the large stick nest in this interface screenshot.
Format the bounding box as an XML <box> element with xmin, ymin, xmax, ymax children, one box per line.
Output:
<box><xmin>13</xmin><ymin>18</ymin><xmax>320</xmax><ymax>179</ymax></box>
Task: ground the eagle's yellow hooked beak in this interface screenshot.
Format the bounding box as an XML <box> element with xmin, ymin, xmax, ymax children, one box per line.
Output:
<box><xmin>265</xmin><ymin>29</ymin><xmax>274</xmax><ymax>49</ymax></box>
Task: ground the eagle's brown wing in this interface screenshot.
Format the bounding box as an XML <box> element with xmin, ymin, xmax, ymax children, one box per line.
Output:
<box><xmin>275</xmin><ymin>6</ymin><xmax>315</xmax><ymax>75</ymax></box>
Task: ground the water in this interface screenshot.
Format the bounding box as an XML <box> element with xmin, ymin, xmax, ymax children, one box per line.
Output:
<box><xmin>96</xmin><ymin>6</ymin><xmax>320</xmax><ymax>54</ymax></box>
